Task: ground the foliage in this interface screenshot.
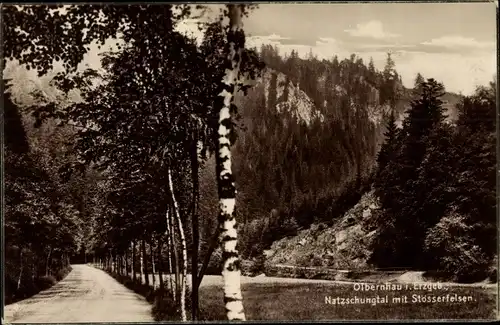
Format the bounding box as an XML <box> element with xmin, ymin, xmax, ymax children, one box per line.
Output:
<box><xmin>4</xmin><ymin>82</ymin><xmax>81</xmax><ymax>303</ymax></box>
<box><xmin>424</xmin><ymin>211</ymin><xmax>491</xmax><ymax>282</ymax></box>
<box><xmin>370</xmin><ymin>78</ymin><xmax>496</xmax><ymax>277</ymax></box>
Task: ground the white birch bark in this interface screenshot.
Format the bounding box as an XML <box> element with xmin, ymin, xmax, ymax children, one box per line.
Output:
<box><xmin>165</xmin><ymin>210</ymin><xmax>174</xmax><ymax>298</ymax></box>
<box><xmin>140</xmin><ymin>244</ymin><xmax>144</xmax><ymax>285</ymax></box>
<box><xmin>167</xmin><ymin>168</ymin><xmax>187</xmax><ymax>322</ymax></box>
<box><xmin>216</xmin><ymin>4</ymin><xmax>246</xmax><ymax>321</ymax></box>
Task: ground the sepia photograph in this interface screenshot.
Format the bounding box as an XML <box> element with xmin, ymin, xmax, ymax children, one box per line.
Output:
<box><xmin>2</xmin><ymin>1</ymin><xmax>498</xmax><ymax>322</ymax></box>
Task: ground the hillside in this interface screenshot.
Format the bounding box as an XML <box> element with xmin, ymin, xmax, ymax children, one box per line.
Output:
<box><xmin>197</xmin><ymin>50</ymin><xmax>465</xmax><ymax>260</ymax></box>
<box><xmin>5</xmin><ymin>51</ymin><xmax>467</xmax><ymax>268</ymax></box>
<box><xmin>265</xmin><ymin>190</ymin><xmax>380</xmax><ymax>270</ymax></box>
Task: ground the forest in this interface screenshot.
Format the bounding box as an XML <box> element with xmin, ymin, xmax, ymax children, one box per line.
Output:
<box><xmin>3</xmin><ymin>3</ymin><xmax>497</xmax><ymax>322</ymax></box>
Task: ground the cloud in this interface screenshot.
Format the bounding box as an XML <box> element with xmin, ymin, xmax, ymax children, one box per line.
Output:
<box><xmin>247</xmin><ymin>34</ymin><xmax>291</xmax><ymax>47</ymax></box>
<box><xmin>421</xmin><ymin>35</ymin><xmax>495</xmax><ymax>50</ymax></box>
<box><xmin>344</xmin><ymin>20</ymin><xmax>400</xmax><ymax>40</ymax></box>
<box><xmin>246</xmin><ymin>34</ymin><xmax>295</xmax><ymax>52</ymax></box>
<box><xmin>246</xmin><ymin>33</ymin><xmax>495</xmax><ymax>95</ymax></box>
<box><xmin>395</xmin><ymin>50</ymin><xmax>496</xmax><ymax>95</ymax></box>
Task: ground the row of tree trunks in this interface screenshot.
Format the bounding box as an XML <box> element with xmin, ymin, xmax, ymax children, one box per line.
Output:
<box><xmin>14</xmin><ymin>247</ymin><xmax>75</xmax><ymax>294</ymax></box>
<box><xmin>89</xmin><ymin>172</ymin><xmax>192</xmax><ymax>321</ymax></box>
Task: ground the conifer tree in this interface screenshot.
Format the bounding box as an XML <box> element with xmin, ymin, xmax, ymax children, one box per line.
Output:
<box><xmin>371</xmin><ymin>78</ymin><xmax>448</xmax><ymax>268</ymax></box>
<box><xmin>375</xmin><ymin>110</ymin><xmax>399</xmax><ymax>178</ymax></box>
<box><xmin>414</xmin><ymin>73</ymin><xmax>425</xmax><ymax>92</ymax></box>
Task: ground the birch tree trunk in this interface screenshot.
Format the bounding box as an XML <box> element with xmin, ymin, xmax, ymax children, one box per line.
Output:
<box><xmin>168</xmin><ymin>168</ymin><xmax>188</xmax><ymax>322</ymax></box>
<box><xmin>215</xmin><ymin>4</ymin><xmax>246</xmax><ymax>321</ymax></box>
<box><xmin>191</xmin><ymin>132</ymin><xmax>200</xmax><ymax>320</ymax></box>
<box><xmin>140</xmin><ymin>243</ymin><xmax>145</xmax><ymax>285</ymax></box>
<box><xmin>170</xmin><ymin>207</ymin><xmax>180</xmax><ymax>302</ymax></box>
<box><xmin>165</xmin><ymin>211</ymin><xmax>175</xmax><ymax>299</ymax></box>
<box><xmin>17</xmin><ymin>249</ymin><xmax>24</xmax><ymax>291</ymax></box>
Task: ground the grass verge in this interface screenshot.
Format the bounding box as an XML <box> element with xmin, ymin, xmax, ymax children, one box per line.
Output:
<box><xmin>105</xmin><ymin>271</ymin><xmax>195</xmax><ymax>321</ymax></box>
<box><xmin>198</xmin><ymin>282</ymin><xmax>496</xmax><ymax>321</ymax></box>
<box><xmin>102</xmin><ymin>268</ymin><xmax>496</xmax><ymax>321</ymax></box>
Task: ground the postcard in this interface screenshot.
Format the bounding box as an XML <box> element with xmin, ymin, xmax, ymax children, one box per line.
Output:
<box><xmin>2</xmin><ymin>2</ymin><xmax>497</xmax><ymax>322</ymax></box>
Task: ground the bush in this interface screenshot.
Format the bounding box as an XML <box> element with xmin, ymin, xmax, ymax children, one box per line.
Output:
<box><xmin>280</xmin><ymin>217</ymin><xmax>299</xmax><ymax>237</ymax></box>
<box><xmin>242</xmin><ymin>255</ymin><xmax>267</xmax><ymax>276</ymax></box>
<box><xmin>424</xmin><ymin>212</ymin><xmax>492</xmax><ymax>282</ymax></box>
<box><xmin>152</xmin><ymin>288</ymin><xmax>184</xmax><ymax>321</ymax></box>
<box><xmin>36</xmin><ymin>275</ymin><xmax>57</xmax><ymax>291</ymax></box>
<box><xmin>110</xmin><ymin>273</ymin><xmax>155</xmax><ymax>301</ymax></box>
<box><xmin>55</xmin><ymin>266</ymin><xmax>72</xmax><ymax>281</ymax></box>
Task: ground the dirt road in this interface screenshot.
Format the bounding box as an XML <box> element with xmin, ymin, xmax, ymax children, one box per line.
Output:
<box><xmin>3</xmin><ymin>264</ymin><xmax>154</xmax><ymax>323</ymax></box>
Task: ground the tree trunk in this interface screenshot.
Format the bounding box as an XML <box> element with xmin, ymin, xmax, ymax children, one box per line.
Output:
<box><xmin>119</xmin><ymin>255</ymin><xmax>123</xmax><ymax>275</ymax></box>
<box><xmin>168</xmin><ymin>168</ymin><xmax>188</xmax><ymax>322</ymax></box>
<box><xmin>125</xmin><ymin>246</ymin><xmax>129</xmax><ymax>278</ymax></box>
<box><xmin>140</xmin><ymin>242</ymin><xmax>145</xmax><ymax>285</ymax></box>
<box><xmin>215</xmin><ymin>4</ymin><xmax>246</xmax><ymax>320</ymax></box>
<box><xmin>45</xmin><ymin>247</ymin><xmax>52</xmax><ymax>276</ymax></box>
<box><xmin>132</xmin><ymin>241</ymin><xmax>137</xmax><ymax>282</ymax></box>
<box><xmin>151</xmin><ymin>240</ymin><xmax>156</xmax><ymax>289</ymax></box>
<box><xmin>158</xmin><ymin>237</ymin><xmax>164</xmax><ymax>290</ymax></box>
<box><xmin>191</xmin><ymin>134</ymin><xmax>200</xmax><ymax>320</ymax></box>
<box><xmin>170</xmin><ymin>207</ymin><xmax>180</xmax><ymax>302</ymax></box>
<box><xmin>165</xmin><ymin>210</ymin><xmax>175</xmax><ymax>299</ymax></box>
<box><xmin>142</xmin><ymin>240</ymin><xmax>150</xmax><ymax>287</ymax></box>
<box><xmin>197</xmin><ymin>227</ymin><xmax>221</xmax><ymax>289</ymax></box>
<box><xmin>17</xmin><ymin>249</ymin><xmax>24</xmax><ymax>291</ymax></box>
<box><xmin>31</xmin><ymin>249</ymin><xmax>35</xmax><ymax>284</ymax></box>
<box><xmin>117</xmin><ymin>253</ymin><xmax>120</xmax><ymax>274</ymax></box>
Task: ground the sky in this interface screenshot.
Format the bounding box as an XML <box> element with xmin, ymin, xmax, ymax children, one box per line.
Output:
<box><xmin>7</xmin><ymin>3</ymin><xmax>496</xmax><ymax>97</ymax></box>
<box><xmin>177</xmin><ymin>2</ymin><xmax>497</xmax><ymax>95</ymax></box>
